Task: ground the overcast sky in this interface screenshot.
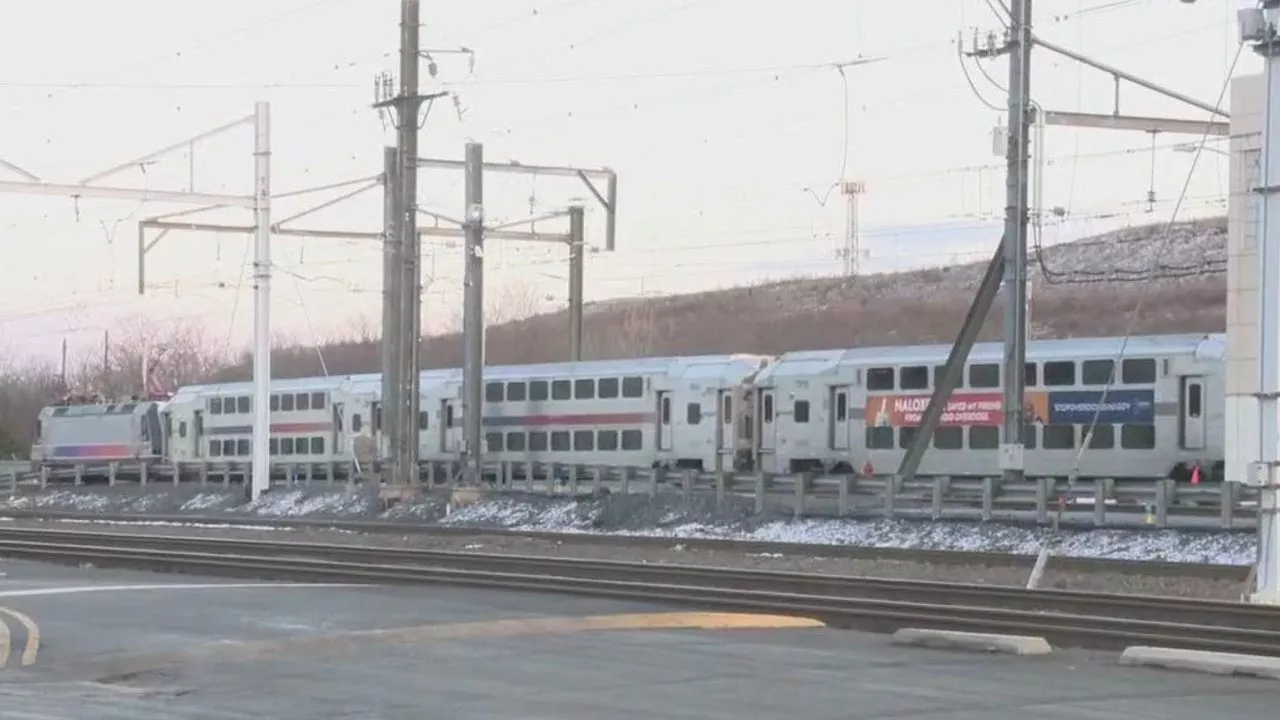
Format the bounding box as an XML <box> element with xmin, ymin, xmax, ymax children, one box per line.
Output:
<box><xmin>0</xmin><ymin>0</ymin><xmax>1253</xmax><ymax>362</ymax></box>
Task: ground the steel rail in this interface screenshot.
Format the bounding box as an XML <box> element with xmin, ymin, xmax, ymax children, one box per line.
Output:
<box><xmin>0</xmin><ymin>510</ymin><xmax>1248</xmax><ymax>580</ymax></box>
<box><xmin>0</xmin><ymin>527</ymin><xmax>1276</xmax><ymax>654</ymax></box>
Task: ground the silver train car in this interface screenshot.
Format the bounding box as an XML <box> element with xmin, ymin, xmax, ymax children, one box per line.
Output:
<box><xmin>31</xmin><ymin>399</ymin><xmax>166</xmax><ymax>466</ymax></box>
<box><xmin>753</xmin><ymin>333</ymin><xmax>1225</xmax><ymax>480</ymax></box>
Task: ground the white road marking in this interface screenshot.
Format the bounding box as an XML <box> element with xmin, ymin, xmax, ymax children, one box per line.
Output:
<box><xmin>0</xmin><ymin>582</ymin><xmax>369</xmax><ymax>599</ymax></box>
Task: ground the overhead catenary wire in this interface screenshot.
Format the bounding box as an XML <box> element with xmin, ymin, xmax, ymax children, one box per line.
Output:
<box><xmin>1068</xmin><ymin>39</ymin><xmax>1245</xmax><ymax>479</ymax></box>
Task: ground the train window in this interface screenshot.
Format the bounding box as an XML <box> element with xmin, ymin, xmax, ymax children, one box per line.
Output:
<box><xmin>529</xmin><ymin>431</ymin><xmax>549</xmax><ymax>451</ymax></box>
<box><xmin>281</xmin><ymin>438</ymin><xmax>294</xmax><ymax>455</ymax></box>
<box><xmin>574</xmin><ymin>379</ymin><xmax>595</xmax><ymax>399</ymax></box>
<box><xmin>1121</xmin><ymin>424</ymin><xmax>1156</xmax><ymax>449</ymax></box>
<box><xmin>237</xmin><ymin>396</ymin><xmax>250</xmax><ymax>414</ymax></box>
<box><xmin>221</xmin><ymin>397</ymin><xmax>235</xmax><ymax>414</ymax></box>
<box><xmin>763</xmin><ymin>394</ymin><xmax>774</xmax><ymax>422</ymax></box>
<box><xmin>1086</xmin><ymin>424</ymin><xmax>1115</xmax><ymax>449</ymax></box>
<box><xmin>622</xmin><ymin>377</ymin><xmax>644</xmax><ymax>397</ymax></box>
<box><xmin>281</xmin><ymin>394</ymin><xmax>295</xmax><ymax>412</ymax></box>
<box><xmin>865</xmin><ymin>426</ymin><xmax>894</xmax><ymax>449</ymax></box>
<box><xmin>552</xmin><ymin>380</ymin><xmax>572</xmax><ymax>400</ymax></box>
<box><xmin>270</xmin><ymin>395</ymin><xmax>280</xmax><ymax>412</ymax></box>
<box><xmin>724</xmin><ymin>394</ymin><xmax>734</xmax><ymax>421</ymax></box>
<box><xmin>1022</xmin><ymin>424</ymin><xmax>1038</xmax><ymax>450</ymax></box>
<box><xmin>898</xmin><ymin>426</ymin><xmax>917</xmax><ymax>449</ymax></box>
<box><xmin>687</xmin><ymin>403</ymin><xmax>702</xmax><ymax>425</ymax></box>
<box><xmin>867</xmin><ymin>367</ymin><xmax>894</xmax><ymax>391</ymax></box>
<box><xmin>900</xmin><ymin>366</ymin><xmax>929</xmax><ymax>390</ymax></box>
<box><xmin>373</xmin><ymin>406</ymin><xmax>382</xmax><ymax>431</ymax></box>
<box><xmin>933</xmin><ymin>426</ymin><xmax>963</xmax><ymax>450</ymax></box>
<box><xmin>236</xmin><ymin>439</ymin><xmax>250</xmax><ymax>456</ymax></box>
<box><xmin>598</xmin><ymin>430</ymin><xmax>619</xmax><ymax>451</ymax></box>
<box><xmin>418</xmin><ymin>411</ymin><xmax>429</xmax><ymax>429</ymax></box>
<box><xmin>486</xmin><ymin>432</ymin><xmax>504</xmax><ymax>452</ymax></box>
<box><xmin>507</xmin><ymin>382</ymin><xmax>527</xmax><ymax>402</ymax></box>
<box><xmin>1188</xmin><ymin>383</ymin><xmax>1203</xmax><ymax>418</ymax></box>
<box><xmin>506</xmin><ymin>432</ymin><xmax>526</xmax><ymax>452</ymax></box>
<box><xmin>530</xmin><ymin>381</ymin><xmax>549</xmax><ymax>401</ymax></box>
<box><xmin>311</xmin><ymin>392</ymin><xmax>326</xmax><ymax>410</ymax></box>
<box><xmin>598</xmin><ymin>378</ymin><xmax>619</xmax><ymax>399</ymax></box>
<box><xmin>969</xmin><ymin>364</ymin><xmax>1000</xmax><ymax>388</ymax></box>
<box><xmin>222</xmin><ymin>439</ymin><xmax>235</xmax><ymax>456</ymax></box>
<box><xmin>1081</xmin><ymin>360</ymin><xmax>1114</xmax><ymax>386</ymax></box>
<box><xmin>661</xmin><ymin>397</ymin><xmax>671</xmax><ymax>424</ymax></box>
<box><xmin>968</xmin><ymin>426</ymin><xmax>999</xmax><ymax>449</ymax></box>
<box><xmin>296</xmin><ymin>393</ymin><xmax>311</xmax><ymax>412</ymax></box>
<box><xmin>550</xmin><ymin>431</ymin><xmax>570</xmax><ymax>451</ymax></box>
<box><xmin>486</xmin><ymin>382</ymin><xmax>505</xmax><ymax>402</ymax></box>
<box><xmin>310</xmin><ymin>437</ymin><xmax>324</xmax><ymax>454</ymax></box>
<box><xmin>1043</xmin><ymin>362</ymin><xmax>1075</xmax><ymax>386</ymax></box>
<box><xmin>794</xmin><ymin>400</ymin><xmax>810</xmax><ymax>423</ymax></box>
<box><xmin>1042</xmin><ymin>425</ymin><xmax>1075</xmax><ymax>449</ymax></box>
<box><xmin>1122</xmin><ymin>358</ymin><xmax>1157</xmax><ymax>384</ymax></box>
<box><xmin>621</xmin><ymin>429</ymin><xmax>643</xmax><ymax>450</ymax></box>
<box><xmin>1024</xmin><ymin>363</ymin><xmax>1038</xmax><ymax>386</ymax></box>
<box><xmin>121</xmin><ymin>403</ymin><xmax>137</xmax><ymax>413</ymax></box>
<box><xmin>835</xmin><ymin>393</ymin><xmax>846</xmax><ymax>422</ymax></box>
<box><xmin>352</xmin><ymin>414</ymin><xmax>363</xmax><ymax>433</ymax></box>
<box><xmin>178</xmin><ymin>421</ymin><xmax>187</xmax><ymax>439</ymax></box>
<box><xmin>209</xmin><ymin>440</ymin><xmax>221</xmax><ymax>457</ymax></box>
<box><xmin>573</xmin><ymin>430</ymin><xmax>594</xmax><ymax>451</ymax></box>
<box><xmin>269</xmin><ymin>438</ymin><xmax>279</xmax><ymax>455</ymax></box>
<box><xmin>445</xmin><ymin>404</ymin><xmax>455</xmax><ymax>427</ymax></box>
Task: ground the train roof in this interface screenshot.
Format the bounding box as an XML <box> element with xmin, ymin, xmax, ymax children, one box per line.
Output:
<box><xmin>40</xmin><ymin>400</ymin><xmax>160</xmax><ymax>418</ymax></box>
<box><xmin>757</xmin><ymin>333</ymin><xmax>1225</xmax><ymax>381</ymax></box>
<box><xmin>168</xmin><ymin>373</ymin><xmax>376</xmax><ymax>402</ymax></box>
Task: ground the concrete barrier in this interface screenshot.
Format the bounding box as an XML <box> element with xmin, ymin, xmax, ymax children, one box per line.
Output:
<box><xmin>1118</xmin><ymin>646</ymin><xmax>1280</xmax><ymax>680</ymax></box>
<box><xmin>891</xmin><ymin>628</ymin><xmax>1053</xmax><ymax>656</ymax></box>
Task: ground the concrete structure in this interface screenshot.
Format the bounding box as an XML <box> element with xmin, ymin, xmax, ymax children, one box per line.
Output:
<box><xmin>1226</xmin><ymin>74</ymin><xmax>1264</xmax><ymax>486</ymax></box>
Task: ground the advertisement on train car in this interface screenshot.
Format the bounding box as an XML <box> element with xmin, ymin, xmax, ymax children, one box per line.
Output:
<box><xmin>1045</xmin><ymin>389</ymin><xmax>1155</xmax><ymax>424</ymax></box>
<box><xmin>864</xmin><ymin>388</ymin><xmax>1155</xmax><ymax>427</ymax></box>
<box><xmin>865</xmin><ymin>392</ymin><xmax>1049</xmax><ymax>427</ymax></box>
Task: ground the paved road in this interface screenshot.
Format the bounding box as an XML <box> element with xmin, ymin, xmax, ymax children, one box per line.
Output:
<box><xmin>0</xmin><ymin>560</ymin><xmax>1273</xmax><ymax>719</ymax></box>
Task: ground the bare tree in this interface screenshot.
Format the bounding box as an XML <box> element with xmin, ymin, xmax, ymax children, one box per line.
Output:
<box><xmin>0</xmin><ymin>359</ymin><xmax>66</xmax><ymax>455</ymax></box>
<box><xmin>73</xmin><ymin>316</ymin><xmax>226</xmax><ymax>398</ymax></box>
<box><xmin>487</xmin><ymin>277</ymin><xmax>543</xmax><ymax>325</ymax></box>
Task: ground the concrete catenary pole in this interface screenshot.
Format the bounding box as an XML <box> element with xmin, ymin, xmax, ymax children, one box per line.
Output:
<box><xmin>567</xmin><ymin>204</ymin><xmax>585</xmax><ymax>361</ymax></box>
<box><xmin>1000</xmin><ymin>0</ymin><xmax>1033</xmax><ymax>485</ymax></box>
<box><xmin>380</xmin><ymin>145</ymin><xmax>402</xmax><ymax>469</ymax></box>
<box><xmin>250</xmin><ymin>100</ymin><xmax>272</xmax><ymax>500</ymax></box>
<box><xmin>462</xmin><ymin>142</ymin><xmax>486</xmax><ymax>485</ymax></box>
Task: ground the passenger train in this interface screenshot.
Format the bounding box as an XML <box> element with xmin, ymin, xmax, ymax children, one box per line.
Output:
<box><xmin>29</xmin><ymin>333</ymin><xmax>1226</xmax><ymax>483</ymax></box>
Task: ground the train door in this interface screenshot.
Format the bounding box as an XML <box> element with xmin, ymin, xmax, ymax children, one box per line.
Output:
<box><xmin>332</xmin><ymin>402</ymin><xmax>346</xmax><ymax>456</ymax></box>
<box><xmin>441</xmin><ymin>399</ymin><xmax>462</xmax><ymax>453</ymax></box>
<box><xmin>657</xmin><ymin>392</ymin><xmax>673</xmax><ymax>450</ymax></box>
<box><xmin>190</xmin><ymin>409</ymin><xmax>202</xmax><ymax>458</ymax></box>
<box><xmin>160</xmin><ymin>409</ymin><xmax>172</xmax><ymax>458</ymax></box>
<box><xmin>717</xmin><ymin>391</ymin><xmax>734</xmax><ymax>455</ymax></box>
<box><xmin>758</xmin><ymin>389</ymin><xmax>777</xmax><ymax>460</ymax></box>
<box><xmin>830</xmin><ymin>386</ymin><xmax>850</xmax><ymax>450</ymax></box>
<box><xmin>1181</xmin><ymin>376</ymin><xmax>1206</xmax><ymax>450</ymax></box>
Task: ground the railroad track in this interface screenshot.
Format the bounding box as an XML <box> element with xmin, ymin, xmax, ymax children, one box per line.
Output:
<box><xmin>0</xmin><ymin>525</ymin><xmax>1276</xmax><ymax>656</ymax></box>
<box><xmin>0</xmin><ymin>509</ymin><xmax>1248</xmax><ymax>580</ymax></box>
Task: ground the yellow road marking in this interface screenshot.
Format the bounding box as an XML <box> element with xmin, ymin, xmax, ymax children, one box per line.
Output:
<box><xmin>84</xmin><ymin>611</ymin><xmax>825</xmax><ymax>677</ymax></box>
<box><xmin>0</xmin><ymin>607</ymin><xmax>39</xmax><ymax>666</ymax></box>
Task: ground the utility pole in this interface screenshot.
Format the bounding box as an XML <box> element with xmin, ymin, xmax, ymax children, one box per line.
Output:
<box><xmin>1000</xmin><ymin>0</ymin><xmax>1032</xmax><ymax>485</ymax></box>
<box><xmin>461</xmin><ymin>142</ymin><xmax>485</xmax><ymax>485</ymax></box>
<box><xmin>1240</xmin><ymin>1</ymin><xmax>1280</xmax><ymax>606</ymax></box>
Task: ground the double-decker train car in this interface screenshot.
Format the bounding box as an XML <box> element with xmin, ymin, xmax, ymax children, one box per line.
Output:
<box><xmin>417</xmin><ymin>354</ymin><xmax>772</xmax><ymax>472</ymax></box>
<box><xmin>753</xmin><ymin>333</ymin><xmax>1225</xmax><ymax>480</ymax></box>
<box><xmin>30</xmin><ymin>399</ymin><xmax>166</xmax><ymax>466</ymax></box>
<box><xmin>163</xmin><ymin>374</ymin><xmax>380</xmax><ymax>467</ymax></box>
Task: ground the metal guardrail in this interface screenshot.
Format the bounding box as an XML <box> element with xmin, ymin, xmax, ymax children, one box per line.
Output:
<box><xmin>1</xmin><ymin>458</ymin><xmax>1260</xmax><ymax>531</ymax></box>
<box><xmin>0</xmin><ymin>526</ymin><xmax>1275</xmax><ymax>656</ymax></box>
